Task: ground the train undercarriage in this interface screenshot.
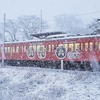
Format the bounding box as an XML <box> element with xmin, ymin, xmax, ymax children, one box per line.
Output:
<box><xmin>2</xmin><ymin>60</ymin><xmax>97</xmax><ymax>71</ymax></box>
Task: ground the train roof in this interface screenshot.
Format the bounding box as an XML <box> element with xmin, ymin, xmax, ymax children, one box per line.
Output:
<box><xmin>31</xmin><ymin>31</ymin><xmax>66</xmax><ymax>38</ymax></box>
<box><xmin>1</xmin><ymin>33</ymin><xmax>100</xmax><ymax>44</ymax></box>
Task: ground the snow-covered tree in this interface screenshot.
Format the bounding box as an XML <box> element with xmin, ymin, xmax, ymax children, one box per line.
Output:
<box><xmin>89</xmin><ymin>19</ymin><xmax>100</xmax><ymax>34</ymax></box>
<box><xmin>54</xmin><ymin>14</ymin><xmax>85</xmax><ymax>34</ymax></box>
<box><xmin>0</xmin><ymin>23</ymin><xmax>10</xmax><ymax>42</ymax></box>
<box><xmin>4</xmin><ymin>20</ymin><xmax>19</xmax><ymax>41</ymax></box>
<box><xmin>18</xmin><ymin>15</ymin><xmax>48</xmax><ymax>40</ymax></box>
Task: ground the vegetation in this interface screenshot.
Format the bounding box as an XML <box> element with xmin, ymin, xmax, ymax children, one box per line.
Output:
<box><xmin>89</xmin><ymin>19</ymin><xmax>100</xmax><ymax>34</ymax></box>
<box><xmin>0</xmin><ymin>14</ymin><xmax>99</xmax><ymax>42</ymax></box>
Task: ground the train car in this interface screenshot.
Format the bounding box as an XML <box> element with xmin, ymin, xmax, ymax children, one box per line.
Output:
<box><xmin>0</xmin><ymin>32</ymin><xmax>100</xmax><ymax>71</ymax></box>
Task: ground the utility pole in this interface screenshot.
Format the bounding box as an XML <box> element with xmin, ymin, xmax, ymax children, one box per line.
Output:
<box><xmin>2</xmin><ymin>13</ymin><xmax>6</xmax><ymax>67</ymax></box>
<box><xmin>40</xmin><ymin>10</ymin><xmax>42</xmax><ymax>32</ymax></box>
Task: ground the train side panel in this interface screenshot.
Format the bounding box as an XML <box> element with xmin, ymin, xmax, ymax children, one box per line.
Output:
<box><xmin>0</xmin><ymin>36</ymin><xmax>100</xmax><ymax>64</ymax></box>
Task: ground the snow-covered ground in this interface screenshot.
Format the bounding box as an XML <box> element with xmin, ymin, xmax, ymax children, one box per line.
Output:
<box><xmin>0</xmin><ymin>66</ymin><xmax>100</xmax><ymax>100</ymax></box>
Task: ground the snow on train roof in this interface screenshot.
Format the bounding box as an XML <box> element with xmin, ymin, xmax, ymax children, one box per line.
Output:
<box><xmin>45</xmin><ymin>33</ymin><xmax>76</xmax><ymax>39</ymax></box>
<box><xmin>31</xmin><ymin>31</ymin><xmax>66</xmax><ymax>38</ymax></box>
<box><xmin>1</xmin><ymin>33</ymin><xmax>100</xmax><ymax>44</ymax></box>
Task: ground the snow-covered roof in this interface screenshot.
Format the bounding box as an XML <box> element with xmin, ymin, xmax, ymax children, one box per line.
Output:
<box><xmin>1</xmin><ymin>34</ymin><xmax>100</xmax><ymax>44</ymax></box>
<box><xmin>31</xmin><ymin>31</ymin><xmax>66</xmax><ymax>38</ymax></box>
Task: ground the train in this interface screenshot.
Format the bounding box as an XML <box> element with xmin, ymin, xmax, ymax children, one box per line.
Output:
<box><xmin>0</xmin><ymin>31</ymin><xmax>100</xmax><ymax>71</ymax></box>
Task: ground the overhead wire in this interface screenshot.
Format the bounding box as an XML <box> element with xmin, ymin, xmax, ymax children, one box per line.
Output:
<box><xmin>77</xmin><ymin>11</ymin><xmax>100</xmax><ymax>16</ymax></box>
<box><xmin>44</xmin><ymin>11</ymin><xmax>100</xmax><ymax>22</ymax></box>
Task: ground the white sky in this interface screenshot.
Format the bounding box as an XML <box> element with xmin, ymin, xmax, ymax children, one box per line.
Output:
<box><xmin>0</xmin><ymin>0</ymin><xmax>100</xmax><ymax>24</ymax></box>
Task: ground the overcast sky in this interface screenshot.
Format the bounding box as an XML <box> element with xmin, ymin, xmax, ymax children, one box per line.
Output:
<box><xmin>0</xmin><ymin>0</ymin><xmax>100</xmax><ymax>24</ymax></box>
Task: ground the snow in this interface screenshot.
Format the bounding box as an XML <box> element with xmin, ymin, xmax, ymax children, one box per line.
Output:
<box><xmin>0</xmin><ymin>66</ymin><xmax>100</xmax><ymax>100</ymax></box>
<box><xmin>1</xmin><ymin>33</ymin><xmax>100</xmax><ymax>45</ymax></box>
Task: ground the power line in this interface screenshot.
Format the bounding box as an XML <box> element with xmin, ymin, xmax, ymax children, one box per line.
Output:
<box><xmin>43</xmin><ymin>11</ymin><xmax>100</xmax><ymax>22</ymax></box>
<box><xmin>77</xmin><ymin>11</ymin><xmax>100</xmax><ymax>16</ymax></box>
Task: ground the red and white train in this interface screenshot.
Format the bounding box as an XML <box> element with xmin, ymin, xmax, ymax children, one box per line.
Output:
<box><xmin>0</xmin><ymin>32</ymin><xmax>100</xmax><ymax>71</ymax></box>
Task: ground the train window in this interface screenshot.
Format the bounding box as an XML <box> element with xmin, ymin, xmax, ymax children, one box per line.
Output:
<box><xmin>89</xmin><ymin>42</ymin><xmax>93</xmax><ymax>51</ymax></box>
<box><xmin>24</xmin><ymin>46</ymin><xmax>27</xmax><ymax>52</ymax></box>
<box><xmin>94</xmin><ymin>42</ymin><xmax>99</xmax><ymax>50</ymax></box>
<box><xmin>7</xmin><ymin>47</ymin><xmax>10</xmax><ymax>53</ymax></box>
<box><xmin>73</xmin><ymin>43</ymin><xmax>75</xmax><ymax>51</ymax></box>
<box><xmin>37</xmin><ymin>45</ymin><xmax>40</xmax><ymax>51</ymax></box>
<box><xmin>10</xmin><ymin>47</ymin><xmax>12</xmax><ymax>54</ymax></box>
<box><xmin>48</xmin><ymin>45</ymin><xmax>51</xmax><ymax>52</ymax></box>
<box><xmin>68</xmin><ymin>43</ymin><xmax>74</xmax><ymax>51</ymax></box>
<box><xmin>64</xmin><ymin>44</ymin><xmax>68</xmax><ymax>51</ymax></box>
<box><xmin>22</xmin><ymin>46</ymin><xmax>25</xmax><ymax>52</ymax></box>
<box><xmin>85</xmin><ymin>43</ymin><xmax>88</xmax><ymax>51</ymax></box>
<box><xmin>13</xmin><ymin>47</ymin><xmax>15</xmax><ymax>53</ymax></box>
<box><xmin>5</xmin><ymin>47</ymin><xmax>8</xmax><ymax>53</ymax></box>
<box><xmin>37</xmin><ymin>45</ymin><xmax>46</xmax><ymax>52</ymax></box>
<box><xmin>75</xmin><ymin>43</ymin><xmax>80</xmax><ymax>51</ymax></box>
<box><xmin>16</xmin><ymin>46</ymin><xmax>19</xmax><ymax>53</ymax></box>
